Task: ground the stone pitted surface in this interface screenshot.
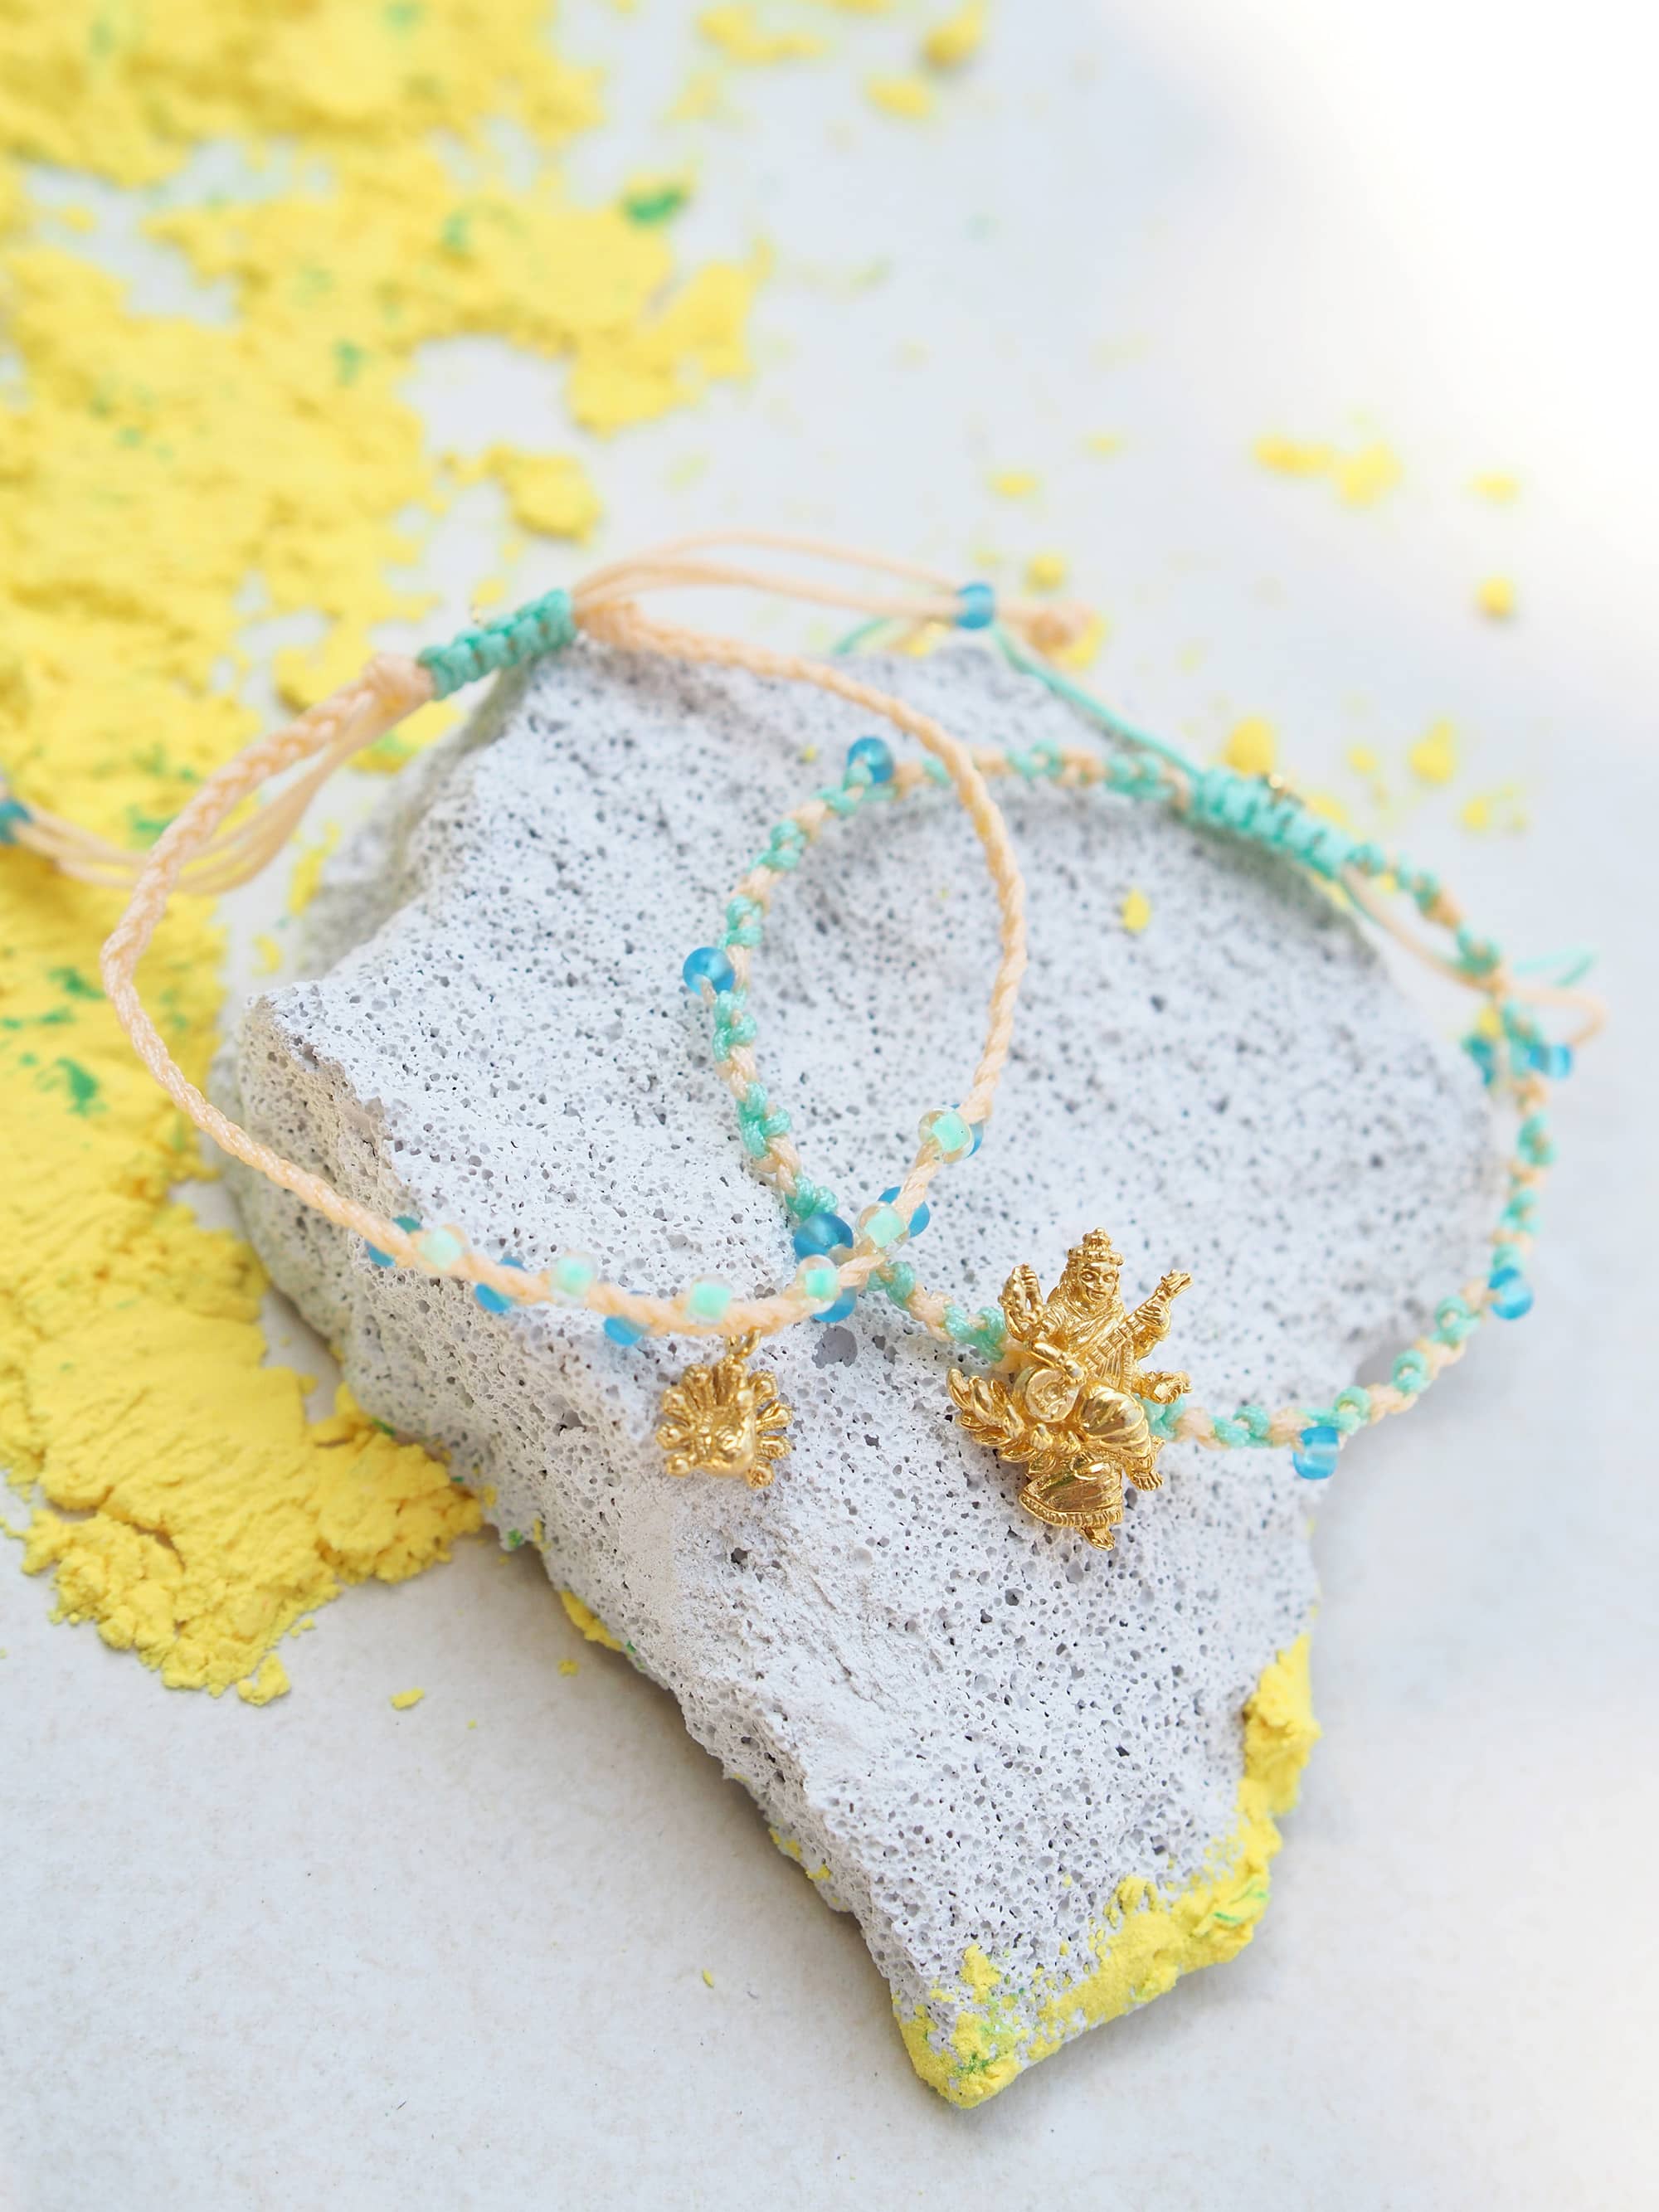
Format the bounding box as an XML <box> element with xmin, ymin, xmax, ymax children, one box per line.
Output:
<box><xmin>216</xmin><ymin>643</ymin><xmax>1495</xmax><ymax>2091</ymax></box>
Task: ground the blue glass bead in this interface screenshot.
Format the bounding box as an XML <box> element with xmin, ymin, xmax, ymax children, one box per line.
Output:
<box><xmin>0</xmin><ymin>797</ymin><xmax>30</xmax><ymax>844</ymax></box>
<box><xmin>474</xmin><ymin>1281</ymin><xmax>513</xmax><ymax>1314</ymax></box>
<box><xmin>810</xmin><ymin>1291</ymin><xmax>857</xmax><ymax>1324</ymax></box>
<box><xmin>879</xmin><ymin>1186</ymin><xmax>930</xmax><ymax>1236</ymax></box>
<box><xmin>1487</xmin><ymin>1267</ymin><xmax>1535</xmax><ymax>1320</ymax></box>
<box><xmin>683</xmin><ymin>946</ymin><xmax>736</xmax><ymax>995</ymax></box>
<box><xmin>1292</xmin><ymin>1425</ymin><xmax>1341</xmax><ymax>1480</ymax></box>
<box><xmin>604</xmin><ymin>1314</ymin><xmax>649</xmax><ymax>1347</ymax></box>
<box><xmin>956</xmin><ymin>581</ymin><xmax>995</xmax><ymax>630</ymax></box>
<box><xmin>367</xmin><ymin>1241</ymin><xmax>396</xmax><ymax>1268</ymax></box>
<box><xmin>846</xmin><ymin>734</ymin><xmax>895</xmax><ymax>785</ymax></box>
<box><xmin>394</xmin><ymin>1214</ymin><xmax>421</xmax><ymax>1232</ymax></box>
<box><xmin>793</xmin><ymin>1210</ymin><xmax>854</xmax><ymax>1257</ymax></box>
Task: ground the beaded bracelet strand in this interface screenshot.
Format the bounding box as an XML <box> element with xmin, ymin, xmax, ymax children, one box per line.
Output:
<box><xmin>717</xmin><ymin>608</ymin><xmax>1596</xmax><ymax>1529</ymax></box>
<box><xmin>34</xmin><ymin>537</ymin><xmax>1100</xmax><ymax>1359</ymax></box>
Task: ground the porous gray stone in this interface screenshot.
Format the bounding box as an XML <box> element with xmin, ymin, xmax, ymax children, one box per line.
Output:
<box><xmin>215</xmin><ymin>643</ymin><xmax>1495</xmax><ymax>2093</ymax></box>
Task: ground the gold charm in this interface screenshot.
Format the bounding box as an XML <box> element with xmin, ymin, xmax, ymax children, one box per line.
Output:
<box><xmin>656</xmin><ymin>1331</ymin><xmax>792</xmax><ymax>1487</ymax></box>
<box><xmin>948</xmin><ymin>1229</ymin><xmax>1191</xmax><ymax>1550</ymax></box>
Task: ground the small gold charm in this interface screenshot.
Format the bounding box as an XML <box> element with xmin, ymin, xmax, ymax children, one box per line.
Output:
<box><xmin>656</xmin><ymin>1331</ymin><xmax>793</xmax><ymax>1487</ymax></box>
<box><xmin>948</xmin><ymin>1228</ymin><xmax>1191</xmax><ymax>1551</ymax></box>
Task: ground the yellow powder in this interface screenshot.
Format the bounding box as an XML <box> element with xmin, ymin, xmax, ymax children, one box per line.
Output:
<box><xmin>1120</xmin><ymin>887</ymin><xmax>1152</xmax><ymax>934</ymax></box>
<box><xmin>471</xmin><ymin>576</ymin><xmax>508</xmax><ymax>610</ymax></box>
<box><xmin>560</xmin><ymin>1589</ymin><xmax>626</xmax><ymax>1651</ymax></box>
<box><xmin>867</xmin><ymin>75</ymin><xmax>937</xmax><ymax>119</ymax></box>
<box><xmin>238</xmin><ymin>1655</ymin><xmax>290</xmax><ymax>1706</ymax></box>
<box><xmin>698</xmin><ymin>7</ymin><xmax>825</xmax><ymax>63</ymax></box>
<box><xmin>474</xmin><ymin>448</ymin><xmax>603</xmax><ymax>542</ymax></box>
<box><xmin>251</xmin><ymin>934</ymin><xmax>283</xmax><ymax>977</ymax></box>
<box><xmin>1408</xmin><ymin>718</ymin><xmax>1458</xmax><ymax>785</ymax></box>
<box><xmin>922</xmin><ymin>2</ymin><xmax>990</xmax><ymax>69</ymax></box>
<box><xmin>1</xmin><ymin>2</ymin><xmax>757</xmax><ymax>1698</ymax></box>
<box><xmin>1048</xmin><ymin>610</ymin><xmax>1107</xmax><ymax>670</ymax></box>
<box><xmin>897</xmin><ymin>1636</ymin><xmax>1320</xmax><ymax>2103</ymax></box>
<box><xmin>1254</xmin><ymin>435</ymin><xmax>1401</xmax><ymax>507</ymax></box>
<box><xmin>1471</xmin><ymin>471</ymin><xmax>1520</xmax><ymax>502</ymax></box>
<box><xmin>702</xmin><ymin>1966</ymin><xmax>716</xmax><ymax>1986</ymax></box>
<box><xmin>390</xmin><ymin>1686</ymin><xmax>426</xmax><ymax>1710</ymax></box>
<box><xmin>1476</xmin><ymin>575</ymin><xmax>1516</xmax><ymax>620</ymax></box>
<box><xmin>1221</xmin><ymin>716</ymin><xmax>1277</xmax><ymax>777</ymax></box>
<box><xmin>1346</xmin><ymin>744</ymin><xmax>1379</xmax><ymax>776</ymax></box>
<box><xmin>988</xmin><ymin>468</ymin><xmax>1039</xmax><ymax>498</ymax></box>
<box><xmin>1024</xmin><ymin>550</ymin><xmax>1068</xmax><ymax>592</ymax></box>
<box><xmin>557</xmin><ymin>1658</ymin><xmax>581</xmax><ymax>1676</ymax></box>
<box><xmin>1082</xmin><ymin>432</ymin><xmax>1124</xmax><ymax>459</ymax></box>
<box><xmin>287</xmin><ymin>823</ymin><xmax>342</xmax><ymax>916</ymax></box>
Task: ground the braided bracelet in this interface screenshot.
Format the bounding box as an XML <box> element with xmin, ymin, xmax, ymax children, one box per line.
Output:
<box><xmin>667</xmin><ymin>624</ymin><xmax>1600</xmax><ymax>1545</ymax></box>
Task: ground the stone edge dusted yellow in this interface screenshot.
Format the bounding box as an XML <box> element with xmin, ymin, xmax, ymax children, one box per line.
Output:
<box><xmin>895</xmin><ymin>1636</ymin><xmax>1319</xmax><ymax>2105</ymax></box>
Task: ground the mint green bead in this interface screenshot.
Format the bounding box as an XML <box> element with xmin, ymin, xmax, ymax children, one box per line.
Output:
<box><xmin>551</xmin><ymin>1252</ymin><xmax>596</xmax><ymax>1304</ymax></box>
<box><xmin>943</xmin><ymin>1303</ymin><xmax>974</xmax><ymax>1343</ymax></box>
<box><xmin>1391</xmin><ymin>1349</ymin><xmax>1431</xmax><ymax>1394</ymax></box>
<box><xmin>858</xmin><ymin>1203</ymin><xmax>906</xmax><ymax>1250</ymax></box>
<box><xmin>923</xmin><ymin>757</ymin><xmax>950</xmax><ymax>785</ymax></box>
<box><xmin>878</xmin><ymin>1261</ymin><xmax>917</xmax><ymax>1307</ymax></box>
<box><xmin>1489</xmin><ymin>1239</ymin><xmax>1525</xmax><ymax>1273</ymax></box>
<box><xmin>920</xmin><ymin>1106</ymin><xmax>975</xmax><ymax>1163</ymax></box>
<box><xmin>684</xmin><ymin>1279</ymin><xmax>732</xmax><ymax>1323</ymax></box>
<box><xmin>416</xmin><ymin>1226</ymin><xmax>465</xmax><ymax>1270</ymax></box>
<box><xmin>795</xmin><ymin>1257</ymin><xmax>840</xmax><ymax>1306</ymax></box>
<box><xmin>723</xmin><ymin>921</ymin><xmax>762</xmax><ymax>949</ymax></box>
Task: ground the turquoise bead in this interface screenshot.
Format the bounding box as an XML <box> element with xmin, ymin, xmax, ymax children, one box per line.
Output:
<box><xmin>920</xmin><ymin>1106</ymin><xmax>975</xmax><ymax>1163</ymax></box>
<box><xmin>684</xmin><ymin>1278</ymin><xmax>732</xmax><ymax>1323</ymax></box>
<box><xmin>1488</xmin><ymin>1267</ymin><xmax>1534</xmax><ymax>1320</ymax></box>
<box><xmin>810</xmin><ymin>1290</ymin><xmax>857</xmax><ymax>1324</ymax></box>
<box><xmin>604</xmin><ymin>1315</ymin><xmax>649</xmax><ymax>1347</ymax></box>
<box><xmin>474</xmin><ymin>1281</ymin><xmax>513</xmax><ymax>1314</ymax></box>
<box><xmin>683</xmin><ymin>946</ymin><xmax>736</xmax><ymax>995</ymax></box>
<box><xmin>1292</xmin><ymin>1425</ymin><xmax>1340</xmax><ymax>1480</ymax></box>
<box><xmin>1534</xmin><ymin>1041</ymin><xmax>1574</xmax><ymax>1079</ymax></box>
<box><xmin>367</xmin><ymin>1240</ymin><xmax>396</xmax><ymax>1268</ymax></box>
<box><xmin>793</xmin><ymin>1210</ymin><xmax>854</xmax><ymax>1257</ymax></box>
<box><xmin>846</xmin><ymin>734</ymin><xmax>894</xmax><ymax>785</ymax></box>
<box><xmin>879</xmin><ymin>1185</ymin><xmax>929</xmax><ymax>1235</ymax></box>
<box><xmin>956</xmin><ymin>581</ymin><xmax>995</xmax><ymax>630</ymax></box>
<box><xmin>0</xmin><ymin>797</ymin><xmax>30</xmax><ymax>843</ymax></box>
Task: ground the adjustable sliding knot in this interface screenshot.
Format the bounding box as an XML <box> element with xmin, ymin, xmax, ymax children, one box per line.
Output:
<box><xmin>417</xmin><ymin>586</ymin><xmax>577</xmax><ymax>700</ymax></box>
<box><xmin>1185</xmin><ymin>766</ymin><xmax>1355</xmax><ymax>880</ymax></box>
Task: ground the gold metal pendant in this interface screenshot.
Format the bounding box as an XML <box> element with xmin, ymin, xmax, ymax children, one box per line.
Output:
<box><xmin>656</xmin><ymin>1331</ymin><xmax>793</xmax><ymax>1487</ymax></box>
<box><xmin>948</xmin><ymin>1228</ymin><xmax>1191</xmax><ymax>1550</ymax></box>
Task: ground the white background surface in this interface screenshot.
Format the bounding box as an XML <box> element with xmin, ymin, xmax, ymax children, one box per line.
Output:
<box><xmin>4</xmin><ymin>2</ymin><xmax>1657</xmax><ymax>2206</ymax></box>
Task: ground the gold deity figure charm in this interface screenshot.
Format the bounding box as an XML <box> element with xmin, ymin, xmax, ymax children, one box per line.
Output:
<box><xmin>656</xmin><ymin>1331</ymin><xmax>793</xmax><ymax>1487</ymax></box>
<box><xmin>948</xmin><ymin>1229</ymin><xmax>1191</xmax><ymax>1551</ymax></box>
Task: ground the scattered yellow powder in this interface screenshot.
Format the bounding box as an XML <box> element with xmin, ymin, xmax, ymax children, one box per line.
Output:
<box><xmin>287</xmin><ymin>822</ymin><xmax>342</xmax><ymax>916</ymax></box>
<box><xmin>1254</xmin><ymin>435</ymin><xmax>1401</xmax><ymax>507</ymax></box>
<box><xmin>922</xmin><ymin>2</ymin><xmax>989</xmax><ymax>68</ymax></box>
<box><xmin>1120</xmin><ymin>887</ymin><xmax>1151</xmax><ymax>934</ymax></box>
<box><xmin>1331</xmin><ymin>442</ymin><xmax>1402</xmax><ymax>507</ymax></box>
<box><xmin>698</xmin><ymin>7</ymin><xmax>825</xmax><ymax>62</ymax></box>
<box><xmin>1460</xmin><ymin>786</ymin><xmax>1526</xmax><ymax>835</ymax></box>
<box><xmin>1471</xmin><ymin>471</ymin><xmax>1520</xmax><ymax>502</ymax></box>
<box><xmin>702</xmin><ymin>1966</ymin><xmax>717</xmax><ymax>1986</ymax></box>
<box><xmin>1253</xmin><ymin>435</ymin><xmax>1332</xmax><ymax>479</ymax></box>
<box><xmin>251</xmin><ymin>933</ymin><xmax>283</xmax><ymax>977</ymax></box>
<box><xmin>474</xmin><ymin>447</ymin><xmax>603</xmax><ymax>542</ymax></box>
<box><xmin>1220</xmin><ymin>717</ymin><xmax>1277</xmax><ymax>777</ymax></box>
<box><xmin>800</xmin><ymin>743</ymin><xmax>820</xmax><ymax>762</ymax></box>
<box><xmin>1301</xmin><ymin>790</ymin><xmax>1351</xmax><ymax>827</ymax></box>
<box><xmin>1476</xmin><ymin>575</ymin><xmax>1515</xmax><ymax>620</ymax></box>
<box><xmin>1346</xmin><ymin>744</ymin><xmax>1379</xmax><ymax>776</ymax></box>
<box><xmin>988</xmin><ymin>469</ymin><xmax>1039</xmax><ymax>498</ymax></box>
<box><xmin>1047</xmin><ymin>610</ymin><xmax>1107</xmax><ymax>670</ymax></box>
<box><xmin>667</xmin><ymin>70</ymin><xmax>726</xmax><ymax>122</ymax></box>
<box><xmin>237</xmin><ymin>1655</ymin><xmax>290</xmax><ymax>1706</ymax></box>
<box><xmin>1082</xmin><ymin>433</ymin><xmax>1124</xmax><ymax>459</ymax></box>
<box><xmin>0</xmin><ymin>1</ymin><xmax>756</xmax><ymax>1697</ymax></box>
<box><xmin>1408</xmin><ymin>718</ymin><xmax>1458</xmax><ymax>785</ymax></box>
<box><xmin>390</xmin><ymin>1687</ymin><xmax>426</xmax><ymax>1711</ymax></box>
<box><xmin>1024</xmin><ymin>551</ymin><xmax>1068</xmax><ymax>592</ymax></box>
<box><xmin>560</xmin><ymin>1589</ymin><xmax>625</xmax><ymax>1650</ymax></box>
<box><xmin>557</xmin><ymin>1657</ymin><xmax>581</xmax><ymax>1676</ymax></box>
<box><xmin>867</xmin><ymin>75</ymin><xmax>937</xmax><ymax>119</ymax></box>
<box><xmin>472</xmin><ymin>576</ymin><xmax>508</xmax><ymax>610</ymax></box>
